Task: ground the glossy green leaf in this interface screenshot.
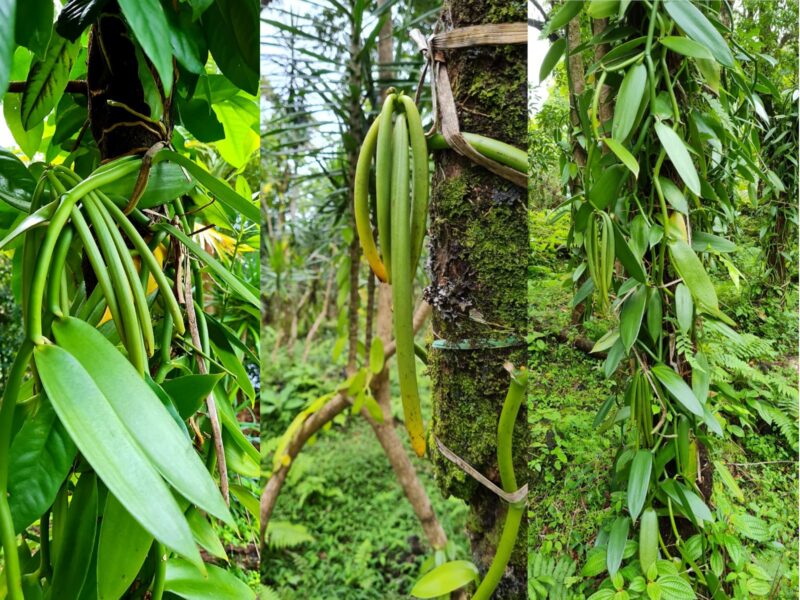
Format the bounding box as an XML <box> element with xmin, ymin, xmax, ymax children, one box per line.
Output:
<box><xmin>655</xmin><ymin>122</ymin><xmax>701</xmax><ymax>196</ymax></box>
<box><xmin>588</xmin><ymin>165</ymin><xmax>626</xmax><ymax>210</ymax></box>
<box><xmin>51</xmin><ymin>102</ymin><xmax>88</xmax><ymax>146</ymax></box>
<box><xmin>410</xmin><ymin>560</ymin><xmax>479</xmax><ymax>598</ymax></box>
<box><xmin>51</xmin><ymin>472</ymin><xmax>98</xmax><ymax>597</ymax></box>
<box><xmin>207</xmin><ymin>321</ymin><xmax>255</xmax><ymax>401</ymax></box>
<box><xmin>187</xmin><ymin>507</ymin><xmax>227</xmax><ymax>561</ymax></box>
<box><xmin>8</xmin><ymin>398</ymin><xmax>76</xmax><ymax>533</ymax></box>
<box><xmin>15</xmin><ymin>0</ymin><xmax>53</xmax><ymax>58</ymax></box>
<box><xmin>187</xmin><ymin>0</ymin><xmax>214</xmax><ymax>20</ymax></box>
<box><xmin>544</xmin><ymin>0</ymin><xmax>583</xmax><ymax>35</ymax></box>
<box><xmin>691</xmin><ymin>231</ymin><xmax>735</xmax><ymax>253</ymax></box>
<box><xmin>627</xmin><ymin>450</ymin><xmax>652</xmax><ymax>520</ymax></box>
<box><xmin>695</xmin><ymin>57</ymin><xmax>720</xmax><ymax>93</ymax></box>
<box><xmin>202</xmin><ymin>0</ymin><xmax>259</xmax><ymax>95</ymax></box>
<box><xmin>97</xmin><ymin>494</ymin><xmax>153</xmax><ymax>600</ymax></box>
<box><xmin>651</xmin><ymin>364</ymin><xmax>703</xmax><ymax>417</ymax></box>
<box><xmin>230</xmin><ymin>484</ymin><xmax>260</xmax><ymax>526</ymax></box>
<box><xmin>0</xmin><ymin>148</ymin><xmax>37</xmax><ymax>212</ymax></box>
<box><xmin>4</xmin><ymin>93</ymin><xmax>44</xmax><ymax>159</ymax></box>
<box><xmin>161</xmin><ymin>374</ymin><xmax>224</xmax><ymax>420</ymax></box>
<box><xmin>99</xmin><ymin>162</ymin><xmax>195</xmax><ymax>209</ymax></box>
<box><xmin>667</xmin><ymin>238</ymin><xmax>728</xmax><ymax>321</ymax></box>
<box><xmin>212</xmin><ymin>97</ymin><xmax>260</xmax><ymax>169</ymax></box>
<box><xmin>539</xmin><ymin>38</ymin><xmax>565</xmax><ymax>83</ymax></box>
<box><xmin>0</xmin><ymin>0</ymin><xmax>15</xmax><ymax>96</ymax></box>
<box><xmin>34</xmin><ymin>343</ymin><xmax>203</xmax><ymax>569</ymax></box>
<box><xmin>607</xmin><ymin>516</ymin><xmax>630</xmax><ymax>576</ymax></box>
<box><xmin>612</xmin><ymin>223</ymin><xmax>647</xmax><ymax>283</ymax></box>
<box><xmin>21</xmin><ymin>33</ymin><xmax>81</xmax><ymax>129</ymax></box>
<box><xmin>674</xmin><ymin>283</ymin><xmax>694</xmax><ymax>333</ymax></box>
<box><xmin>663</xmin><ymin>0</ymin><xmax>733</xmax><ymax>67</ymax></box>
<box><xmin>118</xmin><ymin>0</ymin><xmax>173</xmax><ymax>96</ymax></box>
<box><xmin>53</xmin><ymin>317</ymin><xmax>233</xmax><ymax>526</ymax></box>
<box><xmin>155</xmin><ymin>149</ymin><xmax>259</xmax><ymax>222</ymax></box>
<box><xmin>586</xmin><ymin>0</ymin><xmax>617</xmax><ymax>18</ymax></box>
<box><xmin>659</xmin><ymin>177</ymin><xmax>689</xmax><ymax>214</ymax></box>
<box><xmin>55</xmin><ymin>0</ymin><xmax>108</xmax><ymax>41</ymax></box>
<box><xmin>164</xmin><ymin>558</ymin><xmax>256</xmax><ymax>600</ymax></box>
<box><xmin>369</xmin><ymin>337</ymin><xmax>384</xmax><ymax>374</ymax></box>
<box><xmin>692</xmin><ymin>351</ymin><xmax>709</xmax><ymax>405</ymax></box>
<box><xmin>639</xmin><ymin>508</ymin><xmax>659</xmax><ymax>571</ymax></box>
<box><xmin>177</xmin><ymin>96</ymin><xmax>225</xmax><ymax>142</ymax></box>
<box><xmin>164</xmin><ymin>2</ymin><xmax>207</xmax><ymax>73</ymax></box>
<box><xmin>604</xmin><ymin>137</ymin><xmax>639</xmax><ymax>178</ymax></box>
<box><xmin>660</xmin><ymin>479</ymin><xmax>713</xmax><ymax>524</ymax></box>
<box><xmin>156</xmin><ymin>222</ymin><xmax>259</xmax><ymax>307</ymax></box>
<box><xmin>612</xmin><ymin>64</ymin><xmax>647</xmax><ymax>142</ymax></box>
<box><xmin>620</xmin><ymin>285</ymin><xmax>647</xmax><ymax>351</ymax></box>
<box><xmin>660</xmin><ymin>35</ymin><xmax>713</xmax><ymax>60</ymax></box>
<box><xmin>223</xmin><ymin>429</ymin><xmax>260</xmax><ymax>478</ymax></box>
<box><xmin>646</xmin><ymin>288</ymin><xmax>662</xmax><ymax>342</ymax></box>
<box><xmin>364</xmin><ymin>393</ymin><xmax>384</xmax><ymax>423</ymax></box>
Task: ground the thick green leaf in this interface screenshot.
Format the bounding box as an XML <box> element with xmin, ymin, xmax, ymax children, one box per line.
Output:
<box><xmin>613</xmin><ymin>223</ymin><xmax>647</xmax><ymax>282</ymax></box>
<box><xmin>660</xmin><ymin>479</ymin><xmax>713</xmax><ymax>524</ymax></box>
<box><xmin>34</xmin><ymin>344</ymin><xmax>202</xmax><ymax>568</ymax></box>
<box><xmin>53</xmin><ymin>317</ymin><xmax>233</xmax><ymax>526</ymax></box>
<box><xmin>187</xmin><ymin>0</ymin><xmax>214</xmax><ymax>20</ymax></box>
<box><xmin>663</xmin><ymin>0</ymin><xmax>733</xmax><ymax>67</ymax></box>
<box><xmin>651</xmin><ymin>364</ymin><xmax>703</xmax><ymax>417</ymax></box>
<box><xmin>99</xmin><ymin>162</ymin><xmax>195</xmax><ymax>210</ymax></box>
<box><xmin>230</xmin><ymin>484</ymin><xmax>259</xmax><ymax>526</ymax></box>
<box><xmin>659</xmin><ymin>177</ymin><xmax>689</xmax><ymax>214</ymax></box>
<box><xmin>369</xmin><ymin>337</ymin><xmax>384</xmax><ymax>374</ymax></box>
<box><xmin>8</xmin><ymin>398</ymin><xmax>76</xmax><ymax>533</ymax></box>
<box><xmin>51</xmin><ymin>102</ymin><xmax>88</xmax><ymax>146</ymax></box>
<box><xmin>156</xmin><ymin>222</ymin><xmax>259</xmax><ymax>307</ymax></box>
<box><xmin>646</xmin><ymin>288</ymin><xmax>662</xmax><ymax>342</ymax></box>
<box><xmin>660</xmin><ymin>35</ymin><xmax>713</xmax><ymax>60</ymax></box>
<box><xmin>674</xmin><ymin>283</ymin><xmax>694</xmax><ymax>333</ymax></box>
<box><xmin>620</xmin><ymin>285</ymin><xmax>646</xmax><ymax>351</ymax></box>
<box><xmin>691</xmin><ymin>231</ymin><xmax>735</xmax><ymax>253</ymax></box>
<box><xmin>97</xmin><ymin>494</ymin><xmax>153</xmax><ymax>600</ymax></box>
<box><xmin>177</xmin><ymin>97</ymin><xmax>225</xmax><ymax>142</ymax></box>
<box><xmin>607</xmin><ymin>516</ymin><xmax>630</xmax><ymax>576</ymax></box>
<box><xmin>692</xmin><ymin>351</ymin><xmax>709</xmax><ymax>405</ymax></box>
<box><xmin>544</xmin><ymin>0</ymin><xmax>583</xmax><ymax>35</ymax></box>
<box><xmin>154</xmin><ymin>149</ymin><xmax>259</xmax><ymax>222</ymax></box>
<box><xmin>186</xmin><ymin>507</ymin><xmax>227</xmax><ymax>561</ymax></box>
<box><xmin>0</xmin><ymin>147</ymin><xmax>37</xmax><ymax>212</ymax></box>
<box><xmin>627</xmin><ymin>450</ymin><xmax>652</xmax><ymax>520</ymax></box>
<box><xmin>207</xmin><ymin>319</ymin><xmax>255</xmax><ymax>401</ymax></box>
<box><xmin>164</xmin><ymin>558</ymin><xmax>256</xmax><ymax>600</ymax></box>
<box><xmin>539</xmin><ymin>38</ymin><xmax>565</xmax><ymax>83</ymax></box>
<box><xmin>668</xmin><ymin>238</ymin><xmax>727</xmax><ymax>320</ymax></box>
<box><xmin>588</xmin><ymin>165</ymin><xmax>626</xmax><ymax>210</ymax></box>
<box><xmin>604</xmin><ymin>137</ymin><xmax>639</xmax><ymax>178</ymax></box>
<box><xmin>655</xmin><ymin>122</ymin><xmax>701</xmax><ymax>196</ymax></box>
<box><xmin>15</xmin><ymin>0</ymin><xmax>53</xmax><ymax>58</ymax></box>
<box><xmin>586</xmin><ymin>0</ymin><xmax>617</xmax><ymax>18</ymax></box>
<box><xmin>164</xmin><ymin>2</ymin><xmax>207</xmax><ymax>73</ymax></box>
<box><xmin>56</xmin><ymin>0</ymin><xmax>109</xmax><ymax>41</ymax></box>
<box><xmin>202</xmin><ymin>0</ymin><xmax>259</xmax><ymax>95</ymax></box>
<box><xmin>4</xmin><ymin>93</ymin><xmax>44</xmax><ymax>159</ymax></box>
<box><xmin>118</xmin><ymin>0</ymin><xmax>173</xmax><ymax>95</ymax></box>
<box><xmin>410</xmin><ymin>560</ymin><xmax>479</xmax><ymax>598</ymax></box>
<box><xmin>51</xmin><ymin>472</ymin><xmax>98</xmax><ymax>597</ymax></box>
<box><xmin>212</xmin><ymin>96</ymin><xmax>259</xmax><ymax>169</ymax></box>
<box><xmin>612</xmin><ymin>64</ymin><xmax>647</xmax><ymax>142</ymax></box>
<box><xmin>223</xmin><ymin>429</ymin><xmax>260</xmax><ymax>478</ymax></box>
<box><xmin>161</xmin><ymin>374</ymin><xmax>224</xmax><ymax>420</ymax></box>
<box><xmin>21</xmin><ymin>33</ymin><xmax>81</xmax><ymax>129</ymax></box>
<box><xmin>0</xmin><ymin>0</ymin><xmax>15</xmax><ymax>96</ymax></box>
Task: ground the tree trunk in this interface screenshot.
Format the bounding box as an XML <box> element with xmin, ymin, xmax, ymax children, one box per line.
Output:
<box><xmin>426</xmin><ymin>1</ymin><xmax>528</xmax><ymax>596</ymax></box>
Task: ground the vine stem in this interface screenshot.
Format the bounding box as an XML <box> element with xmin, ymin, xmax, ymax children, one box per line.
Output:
<box><xmin>472</xmin><ymin>367</ymin><xmax>528</xmax><ymax>600</ymax></box>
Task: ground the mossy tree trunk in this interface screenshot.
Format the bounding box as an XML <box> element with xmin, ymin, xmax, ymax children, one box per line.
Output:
<box><xmin>425</xmin><ymin>0</ymin><xmax>527</xmax><ymax>596</ymax></box>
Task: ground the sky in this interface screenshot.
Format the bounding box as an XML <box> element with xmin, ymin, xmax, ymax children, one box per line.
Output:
<box><xmin>528</xmin><ymin>0</ymin><xmax>551</xmax><ymax>115</ymax></box>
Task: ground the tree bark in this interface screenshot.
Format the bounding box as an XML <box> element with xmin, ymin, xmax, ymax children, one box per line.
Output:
<box><xmin>425</xmin><ymin>1</ymin><xmax>528</xmax><ymax>596</ymax></box>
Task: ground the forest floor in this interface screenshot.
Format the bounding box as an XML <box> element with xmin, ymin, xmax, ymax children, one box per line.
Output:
<box><xmin>260</xmin><ymin>339</ymin><xmax>469</xmax><ymax>599</ymax></box>
<box><xmin>526</xmin><ymin>209</ymin><xmax>799</xmax><ymax>598</ymax></box>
